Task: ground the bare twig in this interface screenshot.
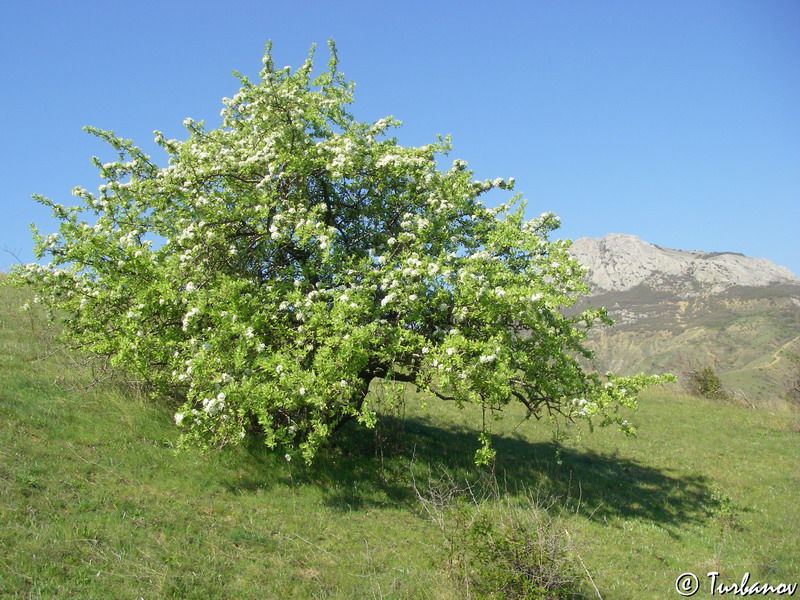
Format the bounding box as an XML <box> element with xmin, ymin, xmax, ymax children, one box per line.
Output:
<box><xmin>564</xmin><ymin>528</ymin><xmax>602</xmax><ymax>600</ymax></box>
<box><xmin>289</xmin><ymin>532</ymin><xmax>338</xmax><ymax>560</ymax></box>
<box><xmin>733</xmin><ymin>389</ymin><xmax>756</xmax><ymax>410</ymax></box>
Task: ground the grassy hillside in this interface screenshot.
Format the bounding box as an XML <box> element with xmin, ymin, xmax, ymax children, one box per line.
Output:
<box><xmin>1</xmin><ymin>279</ymin><xmax>798</xmax><ymax>598</ymax></box>
<box><xmin>575</xmin><ymin>284</ymin><xmax>800</xmax><ymax>405</ymax></box>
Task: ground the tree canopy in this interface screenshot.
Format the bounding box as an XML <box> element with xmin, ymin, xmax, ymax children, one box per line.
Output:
<box><xmin>11</xmin><ymin>42</ymin><xmax>668</xmax><ymax>463</ymax></box>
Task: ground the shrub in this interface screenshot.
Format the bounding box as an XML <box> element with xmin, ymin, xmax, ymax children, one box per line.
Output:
<box><xmin>9</xmin><ymin>41</ymin><xmax>668</xmax><ymax>463</ymax></box>
<box><xmin>683</xmin><ymin>362</ymin><xmax>730</xmax><ymax>401</ymax></box>
<box><xmin>459</xmin><ymin>503</ymin><xmax>584</xmax><ymax>599</ymax></box>
<box><xmin>414</xmin><ymin>471</ymin><xmax>587</xmax><ymax>599</ymax></box>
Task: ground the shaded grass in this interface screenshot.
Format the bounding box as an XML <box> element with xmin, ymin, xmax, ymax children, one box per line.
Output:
<box><xmin>1</xmin><ymin>278</ymin><xmax>798</xmax><ymax>598</ymax></box>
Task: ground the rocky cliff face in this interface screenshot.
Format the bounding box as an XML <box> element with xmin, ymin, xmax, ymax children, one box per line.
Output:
<box><xmin>569</xmin><ymin>234</ymin><xmax>798</xmax><ymax>295</ymax></box>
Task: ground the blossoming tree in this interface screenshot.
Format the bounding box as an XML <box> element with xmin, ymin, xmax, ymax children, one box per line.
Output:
<box><xmin>11</xmin><ymin>42</ymin><xmax>668</xmax><ymax>463</ymax></box>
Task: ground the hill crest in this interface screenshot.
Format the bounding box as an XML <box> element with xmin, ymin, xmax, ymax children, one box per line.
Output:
<box><xmin>570</xmin><ymin>233</ymin><xmax>798</xmax><ymax>295</ymax></box>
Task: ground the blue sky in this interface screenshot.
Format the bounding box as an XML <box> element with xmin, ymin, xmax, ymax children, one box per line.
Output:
<box><xmin>1</xmin><ymin>0</ymin><xmax>798</xmax><ymax>275</ymax></box>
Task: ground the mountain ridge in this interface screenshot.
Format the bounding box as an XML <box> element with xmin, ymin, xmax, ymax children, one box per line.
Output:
<box><xmin>569</xmin><ymin>233</ymin><xmax>799</xmax><ymax>295</ymax></box>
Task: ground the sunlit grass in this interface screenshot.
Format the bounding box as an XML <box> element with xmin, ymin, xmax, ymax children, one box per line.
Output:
<box><xmin>1</xmin><ymin>277</ymin><xmax>798</xmax><ymax>598</ymax></box>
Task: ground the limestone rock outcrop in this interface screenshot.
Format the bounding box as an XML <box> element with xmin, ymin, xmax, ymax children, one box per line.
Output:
<box><xmin>569</xmin><ymin>234</ymin><xmax>798</xmax><ymax>295</ymax></box>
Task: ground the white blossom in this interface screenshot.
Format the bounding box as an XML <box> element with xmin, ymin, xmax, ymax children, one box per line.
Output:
<box><xmin>182</xmin><ymin>307</ymin><xmax>200</xmax><ymax>330</ymax></box>
<box><xmin>202</xmin><ymin>393</ymin><xmax>226</xmax><ymax>415</ymax></box>
<box><xmin>380</xmin><ymin>293</ymin><xmax>396</xmax><ymax>307</ymax></box>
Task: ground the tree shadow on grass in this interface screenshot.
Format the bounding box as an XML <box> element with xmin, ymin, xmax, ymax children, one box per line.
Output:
<box><xmin>224</xmin><ymin>414</ymin><xmax>721</xmax><ymax>532</ymax></box>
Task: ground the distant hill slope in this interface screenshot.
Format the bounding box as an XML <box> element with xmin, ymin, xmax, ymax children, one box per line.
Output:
<box><xmin>569</xmin><ymin>234</ymin><xmax>800</xmax><ymax>404</ymax></box>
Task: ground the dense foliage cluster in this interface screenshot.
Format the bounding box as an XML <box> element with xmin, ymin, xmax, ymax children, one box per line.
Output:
<box><xmin>683</xmin><ymin>362</ymin><xmax>730</xmax><ymax>401</ymax></box>
<box><xmin>11</xmin><ymin>42</ymin><xmax>667</xmax><ymax>462</ymax></box>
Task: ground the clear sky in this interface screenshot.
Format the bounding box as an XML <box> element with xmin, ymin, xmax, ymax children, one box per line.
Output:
<box><xmin>1</xmin><ymin>0</ymin><xmax>798</xmax><ymax>275</ymax></box>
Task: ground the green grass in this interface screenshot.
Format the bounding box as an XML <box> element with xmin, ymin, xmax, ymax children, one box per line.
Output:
<box><xmin>1</xmin><ymin>279</ymin><xmax>798</xmax><ymax>598</ymax></box>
